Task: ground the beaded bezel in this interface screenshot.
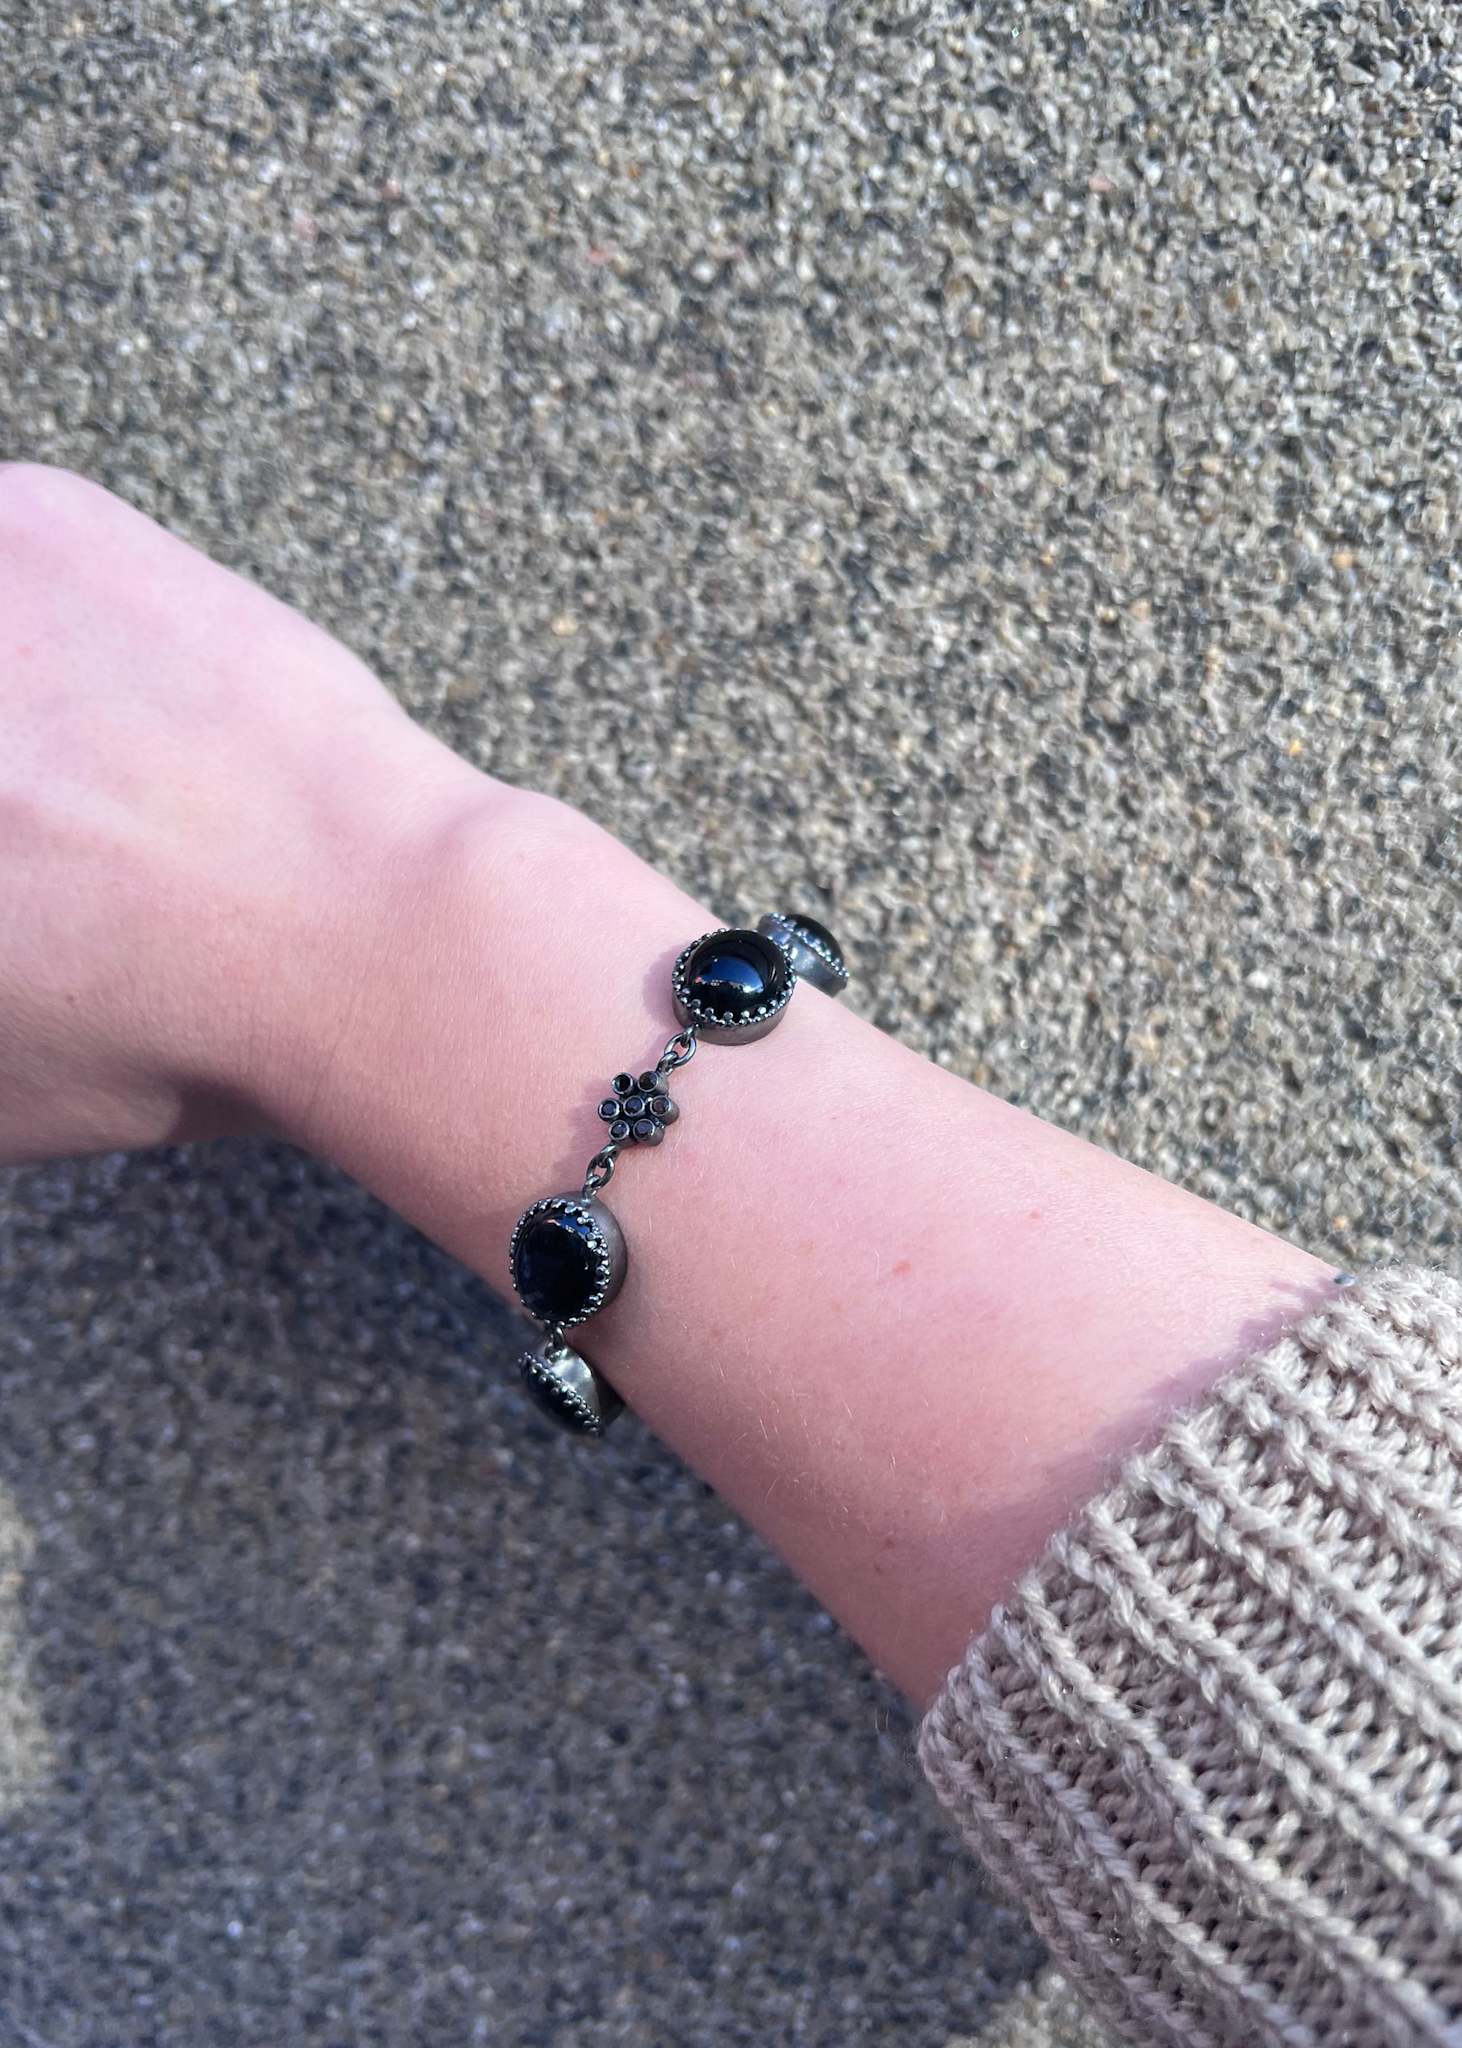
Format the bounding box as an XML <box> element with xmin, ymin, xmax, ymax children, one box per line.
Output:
<box><xmin>771</xmin><ymin>914</ymin><xmax>842</xmax><ymax>975</ymax></box>
<box><xmin>758</xmin><ymin>911</ymin><xmax>848</xmax><ymax>994</ymax></box>
<box><xmin>509</xmin><ymin>1193</ymin><xmax>624</xmax><ymax>1327</ymax></box>
<box><xmin>519</xmin><ymin>1340</ymin><xmax>623</xmax><ymax>1436</ymax></box>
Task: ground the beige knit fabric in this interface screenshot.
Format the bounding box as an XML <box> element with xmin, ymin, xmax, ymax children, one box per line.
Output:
<box><xmin>918</xmin><ymin>1265</ymin><xmax>1462</xmax><ymax>2048</ymax></box>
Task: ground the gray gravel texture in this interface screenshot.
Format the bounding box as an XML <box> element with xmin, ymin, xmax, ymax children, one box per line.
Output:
<box><xmin>2</xmin><ymin>1</ymin><xmax>1459</xmax><ymax>2043</ymax></box>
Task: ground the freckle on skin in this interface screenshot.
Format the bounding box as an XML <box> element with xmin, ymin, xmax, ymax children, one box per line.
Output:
<box><xmin>892</xmin><ymin>1257</ymin><xmax>912</xmax><ymax>1277</ymax></box>
<box><xmin>1028</xmin><ymin>1208</ymin><xmax>1041</xmax><ymax>1220</ymax></box>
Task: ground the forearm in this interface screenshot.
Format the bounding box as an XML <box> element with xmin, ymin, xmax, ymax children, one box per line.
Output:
<box><xmin>263</xmin><ymin>744</ymin><xmax>1335</xmax><ymax>1705</ymax></box>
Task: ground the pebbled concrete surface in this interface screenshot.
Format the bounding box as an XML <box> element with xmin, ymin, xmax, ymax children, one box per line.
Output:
<box><xmin>1</xmin><ymin>3</ymin><xmax>1459</xmax><ymax>2042</ymax></box>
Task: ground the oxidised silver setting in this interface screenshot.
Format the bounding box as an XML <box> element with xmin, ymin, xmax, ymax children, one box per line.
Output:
<box><xmin>757</xmin><ymin>911</ymin><xmax>848</xmax><ymax>998</ymax></box>
<box><xmin>671</xmin><ymin>928</ymin><xmax>797</xmax><ymax>1046</ymax></box>
<box><xmin>519</xmin><ymin>1336</ymin><xmax>625</xmax><ymax>1437</ymax></box>
<box><xmin>508</xmin><ymin>1191</ymin><xmax>627</xmax><ymax>1328</ymax></box>
<box><xmin>505</xmin><ymin>907</ymin><xmax>849</xmax><ymax>1439</ymax></box>
<box><xmin>597</xmin><ymin>1068</ymin><xmax>681</xmax><ymax>1147</ymax></box>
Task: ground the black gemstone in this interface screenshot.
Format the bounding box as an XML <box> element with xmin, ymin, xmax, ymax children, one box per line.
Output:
<box><xmin>624</xmin><ymin>1094</ymin><xmax>646</xmax><ymax>1117</ymax></box>
<box><xmin>598</xmin><ymin>1097</ymin><xmax>620</xmax><ymax>1121</ymax></box>
<box><xmin>638</xmin><ymin>1070</ymin><xmax>659</xmax><ymax>1092</ymax></box>
<box><xmin>633</xmin><ymin>1117</ymin><xmax>660</xmax><ymax>1143</ymax></box>
<box><xmin>650</xmin><ymin>1094</ymin><xmax>671</xmax><ymax>1117</ymax></box>
<box><xmin>609</xmin><ymin>1118</ymin><xmax>631</xmax><ymax>1141</ymax></box>
<box><xmin>682</xmin><ymin>929</ymin><xmax>790</xmax><ymax>1022</ymax></box>
<box><xmin>512</xmin><ymin>1210</ymin><xmax>601</xmax><ymax>1322</ymax></box>
<box><xmin>612</xmin><ymin>1072</ymin><xmax>634</xmax><ymax>1093</ymax></box>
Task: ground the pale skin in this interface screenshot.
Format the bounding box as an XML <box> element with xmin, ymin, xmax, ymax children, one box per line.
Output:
<box><xmin>0</xmin><ymin>465</ymin><xmax>1336</xmax><ymax>1706</ymax></box>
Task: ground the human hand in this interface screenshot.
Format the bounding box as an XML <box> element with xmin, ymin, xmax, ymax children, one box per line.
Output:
<box><xmin>0</xmin><ymin>465</ymin><xmax>466</xmax><ymax>1167</ymax></box>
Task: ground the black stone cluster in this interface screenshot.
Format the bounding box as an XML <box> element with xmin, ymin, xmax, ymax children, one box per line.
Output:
<box><xmin>598</xmin><ymin>1069</ymin><xmax>679</xmax><ymax>1146</ymax></box>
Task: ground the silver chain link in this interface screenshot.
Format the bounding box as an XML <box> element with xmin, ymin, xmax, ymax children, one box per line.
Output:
<box><xmin>657</xmin><ymin>1025</ymin><xmax>698</xmax><ymax>1074</ymax></box>
<box><xmin>581</xmin><ymin>1144</ymin><xmax>620</xmax><ymax>1197</ymax></box>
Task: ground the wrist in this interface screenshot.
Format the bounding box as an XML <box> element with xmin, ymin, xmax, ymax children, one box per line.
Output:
<box><xmin>255</xmin><ymin>738</ymin><xmax>708</xmax><ymax>1267</ymax></box>
<box><xmin>243</xmin><ymin>723</ymin><xmax>1335</xmax><ymax>1703</ymax></box>
<box><xmin>237</xmin><ymin>720</ymin><xmax>535</xmax><ymax>1156</ymax></box>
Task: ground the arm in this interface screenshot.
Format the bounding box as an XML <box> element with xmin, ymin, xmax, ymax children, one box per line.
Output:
<box><xmin>12</xmin><ymin>470</ymin><xmax>1460</xmax><ymax>2042</ymax></box>
<box><xmin>266</xmin><ymin>773</ymin><xmax>1338</xmax><ymax>1704</ymax></box>
<box><xmin>0</xmin><ymin>465</ymin><xmax>1331</xmax><ymax>1702</ymax></box>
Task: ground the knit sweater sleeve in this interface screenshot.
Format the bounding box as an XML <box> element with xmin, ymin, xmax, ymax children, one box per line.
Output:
<box><xmin>916</xmin><ymin>1264</ymin><xmax>1462</xmax><ymax>2048</ymax></box>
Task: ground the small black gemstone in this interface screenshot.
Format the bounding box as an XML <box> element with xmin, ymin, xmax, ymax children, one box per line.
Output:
<box><xmin>682</xmin><ymin>929</ymin><xmax>790</xmax><ymax>1022</ymax></box>
<box><xmin>598</xmin><ymin>1098</ymin><xmax>620</xmax><ymax>1121</ymax></box>
<box><xmin>609</xmin><ymin>1118</ymin><xmax>631</xmax><ymax>1142</ymax></box>
<box><xmin>513</xmin><ymin>1209</ymin><xmax>602</xmax><ymax>1322</ymax></box>
<box><xmin>650</xmin><ymin>1094</ymin><xmax>671</xmax><ymax>1117</ymax></box>
<box><xmin>623</xmin><ymin>1094</ymin><xmax>646</xmax><ymax>1117</ymax></box>
<box><xmin>612</xmin><ymin>1072</ymin><xmax>634</xmax><ymax>1094</ymax></box>
<box><xmin>633</xmin><ymin>1117</ymin><xmax>660</xmax><ymax>1144</ymax></box>
<box><xmin>638</xmin><ymin>1070</ymin><xmax>659</xmax><ymax>1092</ymax></box>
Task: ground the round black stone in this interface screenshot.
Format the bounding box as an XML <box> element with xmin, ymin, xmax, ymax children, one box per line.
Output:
<box><xmin>681</xmin><ymin>929</ymin><xmax>790</xmax><ymax>1023</ymax></box>
<box><xmin>598</xmin><ymin>1097</ymin><xmax>620</xmax><ymax>1121</ymax></box>
<box><xmin>512</xmin><ymin>1209</ymin><xmax>602</xmax><ymax>1323</ymax></box>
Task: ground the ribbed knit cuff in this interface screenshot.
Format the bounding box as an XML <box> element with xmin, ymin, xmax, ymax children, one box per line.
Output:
<box><xmin>917</xmin><ymin>1265</ymin><xmax>1462</xmax><ymax>2048</ymax></box>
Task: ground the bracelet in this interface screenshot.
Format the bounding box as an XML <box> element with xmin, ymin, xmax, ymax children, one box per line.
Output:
<box><xmin>507</xmin><ymin>912</ymin><xmax>849</xmax><ymax>1437</ymax></box>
